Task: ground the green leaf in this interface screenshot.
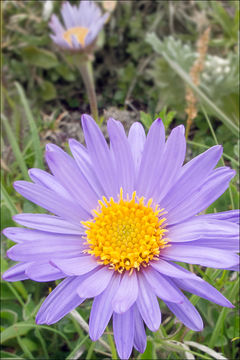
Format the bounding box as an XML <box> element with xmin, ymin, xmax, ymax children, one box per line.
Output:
<box><xmin>0</xmin><ymin>257</ymin><xmax>9</xmax><ymax>273</ymax></box>
<box><xmin>0</xmin><ymin>351</ymin><xmax>24</xmax><ymax>359</ymax></box>
<box><xmin>39</xmin><ymin>80</ymin><xmax>57</xmax><ymax>101</ymax></box>
<box><xmin>0</xmin><ymin>283</ymin><xmax>17</xmax><ymax>301</ymax></box>
<box><xmin>12</xmin><ymin>282</ymin><xmax>28</xmax><ymax>302</ymax></box>
<box><xmin>15</xmin><ymin>82</ymin><xmax>44</xmax><ymax>169</ymax></box>
<box><xmin>140</xmin><ymin>111</ymin><xmax>153</xmax><ymax>130</ymax></box>
<box><xmin>22</xmin><ymin>295</ymin><xmax>36</xmax><ymax>321</ymax></box>
<box><xmin>140</xmin><ymin>340</ymin><xmax>155</xmax><ymax>359</ymax></box>
<box><xmin>56</xmin><ymin>64</ymin><xmax>76</xmax><ymax>82</ymax></box>
<box><xmin>0</xmin><ymin>320</ymin><xmax>35</xmax><ymax>344</ymax></box>
<box><xmin>1</xmin><ymin>114</ymin><xmax>29</xmax><ymax>180</ymax></box>
<box><xmin>20</xmin><ymin>338</ymin><xmax>39</xmax><ymax>352</ymax></box>
<box><xmin>1</xmin><ymin>187</ymin><xmax>17</xmax><ymax>221</ymax></box>
<box><xmin>0</xmin><ymin>309</ymin><xmax>18</xmax><ymax>326</ymax></box>
<box><xmin>214</xmin><ymin>334</ymin><xmax>228</xmax><ymax>347</ymax></box>
<box><xmin>21</xmin><ymin>46</ymin><xmax>58</xmax><ymax>69</ymax></box>
<box><xmin>1</xmin><ymin>205</ymin><xmax>15</xmax><ymax>230</ymax></box>
<box><xmin>157</xmin><ymin>107</ymin><xmax>176</xmax><ymax>131</ymax></box>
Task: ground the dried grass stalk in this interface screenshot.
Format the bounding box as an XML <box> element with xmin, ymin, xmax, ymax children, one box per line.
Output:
<box><xmin>185</xmin><ymin>27</ymin><xmax>210</xmax><ymax>139</ymax></box>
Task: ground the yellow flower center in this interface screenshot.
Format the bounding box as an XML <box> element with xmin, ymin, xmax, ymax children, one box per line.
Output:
<box><xmin>63</xmin><ymin>26</ymin><xmax>89</xmax><ymax>47</ymax></box>
<box><xmin>82</xmin><ymin>189</ymin><xmax>168</xmax><ymax>273</ymax></box>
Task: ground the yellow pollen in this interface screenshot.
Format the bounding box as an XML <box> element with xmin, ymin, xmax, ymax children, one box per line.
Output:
<box><xmin>82</xmin><ymin>189</ymin><xmax>168</xmax><ymax>273</ymax></box>
<box><xmin>63</xmin><ymin>26</ymin><xmax>89</xmax><ymax>46</ymax></box>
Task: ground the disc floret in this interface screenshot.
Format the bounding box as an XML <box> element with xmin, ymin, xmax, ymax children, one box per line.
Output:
<box><xmin>82</xmin><ymin>189</ymin><xmax>168</xmax><ymax>273</ymax></box>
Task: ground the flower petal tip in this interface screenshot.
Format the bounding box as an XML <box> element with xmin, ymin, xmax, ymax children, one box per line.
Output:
<box><xmin>81</xmin><ymin>114</ymin><xmax>95</xmax><ymax>127</ymax></box>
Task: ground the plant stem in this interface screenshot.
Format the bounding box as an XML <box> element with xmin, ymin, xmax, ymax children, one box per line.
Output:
<box><xmin>78</xmin><ymin>61</ymin><xmax>98</xmax><ymax>122</ymax></box>
<box><xmin>106</xmin><ymin>326</ymin><xmax>118</xmax><ymax>359</ymax></box>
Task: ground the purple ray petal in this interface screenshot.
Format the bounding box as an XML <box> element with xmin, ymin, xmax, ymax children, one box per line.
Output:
<box><xmin>133</xmin><ymin>305</ymin><xmax>146</xmax><ymax>353</ymax></box>
<box><xmin>143</xmin><ymin>267</ymin><xmax>184</xmax><ymax>303</ymax></box>
<box><xmin>136</xmin><ymin>272</ymin><xmax>161</xmax><ymax>331</ymax></box>
<box><xmin>85</xmin><ymin>14</ymin><xmax>108</xmax><ymax>46</ymax></box>
<box><xmin>36</xmin><ymin>276</ymin><xmax>85</xmax><ymax>325</ymax></box>
<box><xmin>49</xmin><ymin>14</ymin><xmax>65</xmax><ymax>35</ymax></box>
<box><xmin>45</xmin><ymin>144</ymin><xmax>98</xmax><ymax>213</ymax></box>
<box><xmin>71</xmin><ymin>34</ymin><xmax>81</xmax><ymax>49</ymax></box>
<box><xmin>13</xmin><ymin>181</ymin><xmax>89</xmax><ymax>222</ymax></box>
<box><xmin>50</xmin><ymin>34</ymin><xmax>71</xmax><ymax>49</ymax></box>
<box><xmin>26</xmin><ymin>262</ymin><xmax>65</xmax><ymax>282</ymax></box>
<box><xmin>151</xmin><ymin>259</ymin><xmax>197</xmax><ymax>279</ymax></box>
<box><xmin>152</xmin><ymin>125</ymin><xmax>186</xmax><ymax>202</ymax></box>
<box><xmin>161</xmin><ymin>244</ymin><xmax>239</xmax><ymax>269</ymax></box>
<box><xmin>107</xmin><ymin>118</ymin><xmax>135</xmax><ymax>196</ymax></box>
<box><xmin>77</xmin><ymin>266</ymin><xmax>113</xmax><ymax>298</ymax></box>
<box><xmin>227</xmin><ymin>264</ymin><xmax>240</xmax><ymax>271</ymax></box>
<box><xmin>12</xmin><ymin>213</ymin><xmax>84</xmax><ymax>234</ymax></box>
<box><xmin>89</xmin><ymin>273</ymin><xmax>121</xmax><ymax>340</ymax></box>
<box><xmin>28</xmin><ymin>168</ymin><xmax>71</xmax><ymax>200</ymax></box>
<box><xmin>78</xmin><ymin>0</ymin><xmax>102</xmax><ymax>28</ymax></box>
<box><xmin>51</xmin><ymin>255</ymin><xmax>99</xmax><ymax>276</ymax></box>
<box><xmin>113</xmin><ymin>307</ymin><xmax>134</xmax><ymax>360</ymax></box>
<box><xmin>69</xmin><ymin>139</ymin><xmax>104</xmax><ymax>197</ymax></box>
<box><xmin>136</xmin><ymin>118</ymin><xmax>165</xmax><ymax>198</ymax></box>
<box><xmin>2</xmin><ymin>262</ymin><xmax>30</xmax><ymax>282</ymax></box>
<box><xmin>161</xmin><ymin>145</ymin><xmax>222</xmax><ymax>212</ymax></box>
<box><xmin>199</xmin><ymin>210</ymin><xmax>240</xmax><ymax>224</ymax></box>
<box><xmin>165</xmin><ymin>289</ymin><xmax>203</xmax><ymax>331</ymax></box>
<box><xmin>168</xmin><ymin>217</ymin><xmax>239</xmax><ymax>242</ymax></box>
<box><xmin>60</xmin><ymin>1</ymin><xmax>76</xmax><ymax>28</ymax></box>
<box><xmin>128</xmin><ymin>122</ymin><xmax>146</xmax><ymax>175</ymax></box>
<box><xmin>172</xmin><ymin>269</ymin><xmax>234</xmax><ymax>308</ymax></box>
<box><xmin>184</xmin><ymin>237</ymin><xmax>239</xmax><ymax>251</ymax></box>
<box><xmin>3</xmin><ymin>227</ymin><xmax>84</xmax><ymax>244</ymax></box>
<box><xmin>167</xmin><ymin>167</ymin><xmax>236</xmax><ymax>225</ymax></box>
<box><xmin>7</xmin><ymin>238</ymin><xmax>85</xmax><ymax>261</ymax></box>
<box><xmin>81</xmin><ymin>114</ymin><xmax>117</xmax><ymax>198</ymax></box>
<box><xmin>112</xmin><ymin>270</ymin><xmax>138</xmax><ymax>313</ymax></box>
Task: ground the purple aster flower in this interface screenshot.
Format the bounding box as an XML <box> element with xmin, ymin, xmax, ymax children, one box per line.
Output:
<box><xmin>3</xmin><ymin>115</ymin><xmax>239</xmax><ymax>359</ymax></box>
<box><xmin>49</xmin><ymin>1</ymin><xmax>109</xmax><ymax>50</ymax></box>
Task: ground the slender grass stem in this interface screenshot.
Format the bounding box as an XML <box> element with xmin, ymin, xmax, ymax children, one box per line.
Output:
<box><xmin>1</xmin><ymin>182</ymin><xmax>18</xmax><ymax>215</ymax></box>
<box><xmin>5</xmin><ymin>282</ymin><xmax>25</xmax><ymax>307</ymax></box>
<box><xmin>107</xmin><ymin>326</ymin><xmax>118</xmax><ymax>359</ymax></box>
<box><xmin>35</xmin><ymin>328</ymin><xmax>49</xmax><ymax>359</ymax></box>
<box><xmin>66</xmin><ymin>334</ymin><xmax>89</xmax><ymax>360</ymax></box>
<box><xmin>17</xmin><ymin>335</ymin><xmax>34</xmax><ymax>359</ymax></box>
<box><xmin>15</xmin><ymin>82</ymin><xmax>44</xmax><ymax>169</ymax></box>
<box><xmin>187</xmin><ymin>140</ymin><xmax>239</xmax><ymax>166</ymax></box>
<box><xmin>208</xmin><ymin>278</ymin><xmax>239</xmax><ymax>348</ymax></box>
<box><xmin>1</xmin><ymin>113</ymin><xmax>29</xmax><ymax>180</ymax></box>
<box><xmin>70</xmin><ymin>310</ymin><xmax>110</xmax><ymax>351</ymax></box>
<box><xmin>201</xmin><ymin>105</ymin><xmax>235</xmax><ymax>210</ymax></box>
<box><xmin>78</xmin><ymin>61</ymin><xmax>99</xmax><ymax>122</ymax></box>
<box><xmin>86</xmin><ymin>342</ymin><xmax>95</xmax><ymax>360</ymax></box>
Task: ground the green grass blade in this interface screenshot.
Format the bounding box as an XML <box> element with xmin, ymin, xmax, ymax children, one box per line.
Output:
<box><xmin>1</xmin><ymin>113</ymin><xmax>29</xmax><ymax>180</ymax></box>
<box><xmin>187</xmin><ymin>140</ymin><xmax>239</xmax><ymax>167</ymax></box>
<box><xmin>66</xmin><ymin>334</ymin><xmax>89</xmax><ymax>360</ymax></box>
<box><xmin>1</xmin><ymin>182</ymin><xmax>18</xmax><ymax>216</ymax></box>
<box><xmin>107</xmin><ymin>326</ymin><xmax>118</xmax><ymax>359</ymax></box>
<box><xmin>86</xmin><ymin>342</ymin><xmax>96</xmax><ymax>360</ymax></box>
<box><xmin>146</xmin><ymin>33</ymin><xmax>239</xmax><ymax>136</ymax></box>
<box><xmin>15</xmin><ymin>82</ymin><xmax>44</xmax><ymax>169</ymax></box>
<box><xmin>201</xmin><ymin>105</ymin><xmax>235</xmax><ymax>210</ymax></box>
<box><xmin>35</xmin><ymin>328</ymin><xmax>49</xmax><ymax>359</ymax></box>
<box><xmin>16</xmin><ymin>335</ymin><xmax>34</xmax><ymax>360</ymax></box>
<box><xmin>208</xmin><ymin>278</ymin><xmax>239</xmax><ymax>348</ymax></box>
<box><xmin>1</xmin><ymin>321</ymin><xmax>71</xmax><ymax>349</ymax></box>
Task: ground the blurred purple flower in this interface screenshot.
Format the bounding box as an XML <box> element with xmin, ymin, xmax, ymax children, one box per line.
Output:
<box><xmin>3</xmin><ymin>115</ymin><xmax>239</xmax><ymax>359</ymax></box>
<box><xmin>49</xmin><ymin>1</ymin><xmax>108</xmax><ymax>50</ymax></box>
